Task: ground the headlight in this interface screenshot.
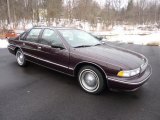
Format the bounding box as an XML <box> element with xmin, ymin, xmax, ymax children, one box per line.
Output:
<box><xmin>117</xmin><ymin>68</ymin><xmax>140</xmax><ymax>77</ymax></box>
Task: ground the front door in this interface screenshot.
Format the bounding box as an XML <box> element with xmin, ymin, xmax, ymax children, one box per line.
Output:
<box><xmin>37</xmin><ymin>29</ymin><xmax>70</xmax><ymax>73</ymax></box>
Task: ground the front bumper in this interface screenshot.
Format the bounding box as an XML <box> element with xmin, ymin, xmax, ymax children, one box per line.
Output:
<box><xmin>107</xmin><ymin>65</ymin><xmax>152</xmax><ymax>91</ymax></box>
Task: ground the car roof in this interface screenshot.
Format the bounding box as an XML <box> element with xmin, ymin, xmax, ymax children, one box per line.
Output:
<box><xmin>33</xmin><ymin>26</ymin><xmax>77</xmax><ymax>30</ymax></box>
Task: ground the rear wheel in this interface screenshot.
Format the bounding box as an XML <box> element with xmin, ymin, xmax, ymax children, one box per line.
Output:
<box><xmin>78</xmin><ymin>66</ymin><xmax>106</xmax><ymax>94</ymax></box>
<box><xmin>16</xmin><ymin>49</ymin><xmax>26</xmax><ymax>67</ymax></box>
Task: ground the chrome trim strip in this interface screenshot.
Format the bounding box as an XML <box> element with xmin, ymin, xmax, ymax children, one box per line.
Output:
<box><xmin>18</xmin><ymin>40</ymin><xmax>50</xmax><ymax>47</ymax></box>
<box><xmin>69</xmin><ymin>67</ymin><xmax>74</xmax><ymax>70</ymax></box>
<box><xmin>15</xmin><ymin>39</ymin><xmax>68</xmax><ymax>51</ymax></box>
<box><xmin>26</xmin><ymin>59</ymin><xmax>74</xmax><ymax>77</ymax></box>
<box><xmin>108</xmin><ymin>76</ymin><xmax>149</xmax><ymax>85</ymax></box>
<box><xmin>24</xmin><ymin>52</ymin><xmax>69</xmax><ymax>69</ymax></box>
<box><xmin>108</xmin><ymin>65</ymin><xmax>152</xmax><ymax>85</ymax></box>
<box><xmin>8</xmin><ymin>44</ymin><xmax>18</xmax><ymax>48</ymax></box>
<box><xmin>141</xmin><ymin>59</ymin><xmax>148</xmax><ymax>73</ymax></box>
<box><xmin>8</xmin><ymin>46</ymin><xmax>15</xmax><ymax>50</ymax></box>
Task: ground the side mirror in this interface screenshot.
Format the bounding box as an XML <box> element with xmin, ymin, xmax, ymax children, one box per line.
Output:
<box><xmin>96</xmin><ymin>36</ymin><xmax>103</xmax><ymax>41</ymax></box>
<box><xmin>19</xmin><ymin>37</ymin><xmax>26</xmax><ymax>41</ymax></box>
<box><xmin>91</xmin><ymin>34</ymin><xmax>103</xmax><ymax>41</ymax></box>
<box><xmin>51</xmin><ymin>43</ymin><xmax>65</xmax><ymax>49</ymax></box>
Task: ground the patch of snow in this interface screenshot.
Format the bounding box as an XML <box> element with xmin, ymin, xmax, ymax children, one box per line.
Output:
<box><xmin>25</xmin><ymin>23</ymin><xmax>33</xmax><ymax>29</ymax></box>
<box><xmin>15</xmin><ymin>30</ymin><xmax>24</xmax><ymax>34</ymax></box>
<box><xmin>0</xmin><ymin>39</ymin><xmax>9</xmax><ymax>48</ymax></box>
<box><xmin>93</xmin><ymin>25</ymin><xmax>160</xmax><ymax>46</ymax></box>
<box><xmin>105</xmin><ymin>32</ymin><xmax>160</xmax><ymax>45</ymax></box>
<box><xmin>1</xmin><ymin>23</ymin><xmax>159</xmax><ymax>46</ymax></box>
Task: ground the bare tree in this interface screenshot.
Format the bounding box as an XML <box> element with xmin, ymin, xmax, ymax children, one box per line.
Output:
<box><xmin>0</xmin><ymin>0</ymin><xmax>160</xmax><ymax>30</ymax></box>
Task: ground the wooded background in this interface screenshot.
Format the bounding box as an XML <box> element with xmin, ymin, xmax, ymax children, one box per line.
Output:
<box><xmin>0</xmin><ymin>0</ymin><xmax>160</xmax><ymax>29</ymax></box>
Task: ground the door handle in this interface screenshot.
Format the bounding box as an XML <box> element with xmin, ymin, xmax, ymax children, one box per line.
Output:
<box><xmin>38</xmin><ymin>46</ymin><xmax>42</xmax><ymax>49</ymax></box>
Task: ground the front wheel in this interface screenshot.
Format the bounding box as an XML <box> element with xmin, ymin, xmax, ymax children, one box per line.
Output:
<box><xmin>78</xmin><ymin>66</ymin><xmax>106</xmax><ymax>94</ymax></box>
<box><xmin>16</xmin><ymin>49</ymin><xmax>26</xmax><ymax>67</ymax></box>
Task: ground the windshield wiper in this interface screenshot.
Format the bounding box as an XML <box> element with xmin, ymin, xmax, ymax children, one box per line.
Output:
<box><xmin>94</xmin><ymin>43</ymin><xmax>102</xmax><ymax>46</ymax></box>
<box><xmin>74</xmin><ymin>45</ymin><xmax>93</xmax><ymax>48</ymax></box>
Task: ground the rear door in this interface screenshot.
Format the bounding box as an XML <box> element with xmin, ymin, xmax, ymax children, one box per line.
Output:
<box><xmin>37</xmin><ymin>29</ymin><xmax>70</xmax><ymax>72</ymax></box>
<box><xmin>21</xmin><ymin>28</ymin><xmax>42</xmax><ymax>62</ymax></box>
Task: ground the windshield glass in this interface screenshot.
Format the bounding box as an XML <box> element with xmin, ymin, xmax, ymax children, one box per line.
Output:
<box><xmin>58</xmin><ymin>29</ymin><xmax>101</xmax><ymax>47</ymax></box>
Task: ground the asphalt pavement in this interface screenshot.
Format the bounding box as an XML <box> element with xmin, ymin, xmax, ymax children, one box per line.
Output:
<box><xmin>0</xmin><ymin>43</ymin><xmax>160</xmax><ymax>120</ymax></box>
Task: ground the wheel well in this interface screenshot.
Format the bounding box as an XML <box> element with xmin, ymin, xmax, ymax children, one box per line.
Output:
<box><xmin>14</xmin><ymin>47</ymin><xmax>19</xmax><ymax>55</ymax></box>
<box><xmin>74</xmin><ymin>62</ymin><xmax>107</xmax><ymax>79</ymax></box>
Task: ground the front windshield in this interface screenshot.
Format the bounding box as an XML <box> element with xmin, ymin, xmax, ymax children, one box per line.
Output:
<box><xmin>58</xmin><ymin>29</ymin><xmax>101</xmax><ymax>47</ymax></box>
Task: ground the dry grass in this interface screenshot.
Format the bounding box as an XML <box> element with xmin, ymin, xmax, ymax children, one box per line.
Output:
<box><xmin>146</xmin><ymin>41</ymin><xmax>160</xmax><ymax>46</ymax></box>
<box><xmin>127</xmin><ymin>41</ymin><xmax>134</xmax><ymax>44</ymax></box>
<box><xmin>0</xmin><ymin>34</ymin><xmax>5</xmax><ymax>39</ymax></box>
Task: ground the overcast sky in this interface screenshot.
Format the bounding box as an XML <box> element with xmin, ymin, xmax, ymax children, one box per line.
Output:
<box><xmin>65</xmin><ymin>0</ymin><xmax>159</xmax><ymax>8</ymax></box>
<box><xmin>96</xmin><ymin>0</ymin><xmax>160</xmax><ymax>8</ymax></box>
<box><xmin>95</xmin><ymin>0</ymin><xmax>129</xmax><ymax>8</ymax></box>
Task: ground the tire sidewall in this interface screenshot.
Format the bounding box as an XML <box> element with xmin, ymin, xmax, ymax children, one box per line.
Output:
<box><xmin>78</xmin><ymin>66</ymin><xmax>106</xmax><ymax>94</ymax></box>
<box><xmin>16</xmin><ymin>49</ymin><xmax>26</xmax><ymax>66</ymax></box>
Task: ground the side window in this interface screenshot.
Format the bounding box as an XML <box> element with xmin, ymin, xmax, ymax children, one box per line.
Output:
<box><xmin>40</xmin><ymin>29</ymin><xmax>62</xmax><ymax>45</ymax></box>
<box><xmin>26</xmin><ymin>29</ymin><xmax>41</xmax><ymax>43</ymax></box>
<box><xmin>20</xmin><ymin>32</ymin><xmax>27</xmax><ymax>40</ymax></box>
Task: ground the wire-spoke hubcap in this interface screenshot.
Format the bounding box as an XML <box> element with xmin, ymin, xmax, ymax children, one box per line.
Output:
<box><xmin>16</xmin><ymin>51</ymin><xmax>24</xmax><ymax>65</ymax></box>
<box><xmin>79</xmin><ymin>69</ymin><xmax>99</xmax><ymax>92</ymax></box>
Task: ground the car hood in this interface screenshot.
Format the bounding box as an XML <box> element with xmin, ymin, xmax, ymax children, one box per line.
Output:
<box><xmin>73</xmin><ymin>44</ymin><xmax>145</xmax><ymax>70</ymax></box>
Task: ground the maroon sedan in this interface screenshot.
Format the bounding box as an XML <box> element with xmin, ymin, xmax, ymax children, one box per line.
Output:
<box><xmin>8</xmin><ymin>27</ymin><xmax>152</xmax><ymax>94</ymax></box>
